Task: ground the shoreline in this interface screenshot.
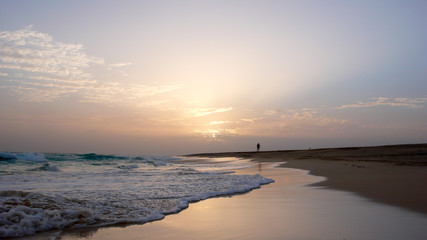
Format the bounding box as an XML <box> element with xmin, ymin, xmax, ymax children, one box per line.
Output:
<box><xmin>188</xmin><ymin>143</ymin><xmax>427</xmax><ymax>215</ymax></box>
<box><xmin>51</xmin><ymin>157</ymin><xmax>427</xmax><ymax>240</ymax></box>
<box><xmin>19</xmin><ymin>149</ymin><xmax>427</xmax><ymax>240</ymax></box>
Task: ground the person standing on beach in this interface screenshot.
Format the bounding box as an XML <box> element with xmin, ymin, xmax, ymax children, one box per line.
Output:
<box><xmin>257</xmin><ymin>143</ymin><xmax>260</xmax><ymax>152</ymax></box>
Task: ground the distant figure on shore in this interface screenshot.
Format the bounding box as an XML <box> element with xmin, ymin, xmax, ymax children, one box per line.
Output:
<box><xmin>257</xmin><ymin>143</ymin><xmax>260</xmax><ymax>152</ymax></box>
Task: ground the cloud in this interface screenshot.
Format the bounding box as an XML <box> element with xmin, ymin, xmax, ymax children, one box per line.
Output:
<box><xmin>0</xmin><ymin>26</ymin><xmax>181</xmax><ymax>105</ymax></box>
<box><xmin>240</xmin><ymin>118</ymin><xmax>262</xmax><ymax>123</ymax></box>
<box><xmin>5</xmin><ymin>85</ymin><xmax>79</xmax><ymax>102</ymax></box>
<box><xmin>207</xmin><ymin>121</ymin><xmax>230</xmax><ymax>125</ymax></box>
<box><xmin>0</xmin><ymin>26</ymin><xmax>104</xmax><ymax>101</ymax></box>
<box><xmin>337</xmin><ymin>97</ymin><xmax>427</xmax><ymax>110</ymax></box>
<box><xmin>80</xmin><ymin>82</ymin><xmax>182</xmax><ymax>104</ymax></box>
<box><xmin>264</xmin><ymin>110</ymin><xmax>279</xmax><ymax>116</ymax></box>
<box><xmin>108</xmin><ymin>62</ymin><xmax>132</xmax><ymax>70</ymax></box>
<box><xmin>186</xmin><ymin>106</ymin><xmax>350</xmax><ymax>141</ymax></box>
<box><xmin>196</xmin><ymin>96</ymin><xmax>427</xmax><ymax>140</ymax></box>
<box><xmin>280</xmin><ymin>110</ymin><xmax>347</xmax><ymax>127</ymax></box>
<box><xmin>194</xmin><ymin>120</ymin><xmax>240</xmax><ymax>141</ymax></box>
<box><xmin>183</xmin><ymin>107</ymin><xmax>233</xmax><ymax>117</ymax></box>
<box><xmin>215</xmin><ymin>108</ymin><xmax>349</xmax><ymax>138</ymax></box>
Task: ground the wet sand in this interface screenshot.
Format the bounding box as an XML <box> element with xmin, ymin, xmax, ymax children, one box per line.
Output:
<box><xmin>189</xmin><ymin>143</ymin><xmax>427</xmax><ymax>215</ymax></box>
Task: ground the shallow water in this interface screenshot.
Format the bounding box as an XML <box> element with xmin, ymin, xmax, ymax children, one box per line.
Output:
<box><xmin>56</xmin><ymin>160</ymin><xmax>427</xmax><ymax>240</ymax></box>
<box><xmin>0</xmin><ymin>153</ymin><xmax>272</xmax><ymax>238</ymax></box>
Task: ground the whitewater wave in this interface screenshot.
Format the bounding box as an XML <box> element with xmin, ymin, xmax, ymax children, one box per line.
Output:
<box><xmin>0</xmin><ymin>173</ymin><xmax>273</xmax><ymax>237</ymax></box>
<box><xmin>0</xmin><ymin>190</ymin><xmax>97</xmax><ymax>237</ymax></box>
<box><xmin>133</xmin><ymin>155</ymin><xmax>181</xmax><ymax>166</ymax></box>
<box><xmin>0</xmin><ymin>190</ymin><xmax>164</xmax><ymax>238</ymax></box>
<box><xmin>0</xmin><ymin>152</ymin><xmax>180</xmax><ymax>168</ymax></box>
<box><xmin>0</xmin><ymin>152</ymin><xmax>47</xmax><ymax>163</ymax></box>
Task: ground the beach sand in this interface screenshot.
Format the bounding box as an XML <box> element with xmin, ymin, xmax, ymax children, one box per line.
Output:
<box><xmin>189</xmin><ymin>143</ymin><xmax>427</xmax><ymax>215</ymax></box>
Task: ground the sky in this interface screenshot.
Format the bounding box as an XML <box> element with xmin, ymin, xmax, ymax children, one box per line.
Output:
<box><xmin>0</xmin><ymin>0</ymin><xmax>426</xmax><ymax>155</ymax></box>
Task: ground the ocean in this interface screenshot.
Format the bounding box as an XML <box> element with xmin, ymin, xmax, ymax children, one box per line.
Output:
<box><xmin>0</xmin><ymin>152</ymin><xmax>273</xmax><ymax>238</ymax></box>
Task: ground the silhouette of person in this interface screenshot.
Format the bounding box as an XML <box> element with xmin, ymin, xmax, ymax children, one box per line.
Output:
<box><xmin>257</xmin><ymin>143</ymin><xmax>260</xmax><ymax>152</ymax></box>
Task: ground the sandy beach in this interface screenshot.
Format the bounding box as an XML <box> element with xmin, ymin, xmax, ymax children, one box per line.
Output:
<box><xmin>189</xmin><ymin>143</ymin><xmax>427</xmax><ymax>215</ymax></box>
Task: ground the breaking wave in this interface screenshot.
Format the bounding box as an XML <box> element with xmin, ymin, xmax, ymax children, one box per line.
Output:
<box><xmin>0</xmin><ymin>152</ymin><xmax>47</xmax><ymax>163</ymax></box>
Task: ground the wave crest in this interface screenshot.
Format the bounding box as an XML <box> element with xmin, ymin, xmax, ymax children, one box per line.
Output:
<box><xmin>0</xmin><ymin>152</ymin><xmax>47</xmax><ymax>163</ymax></box>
